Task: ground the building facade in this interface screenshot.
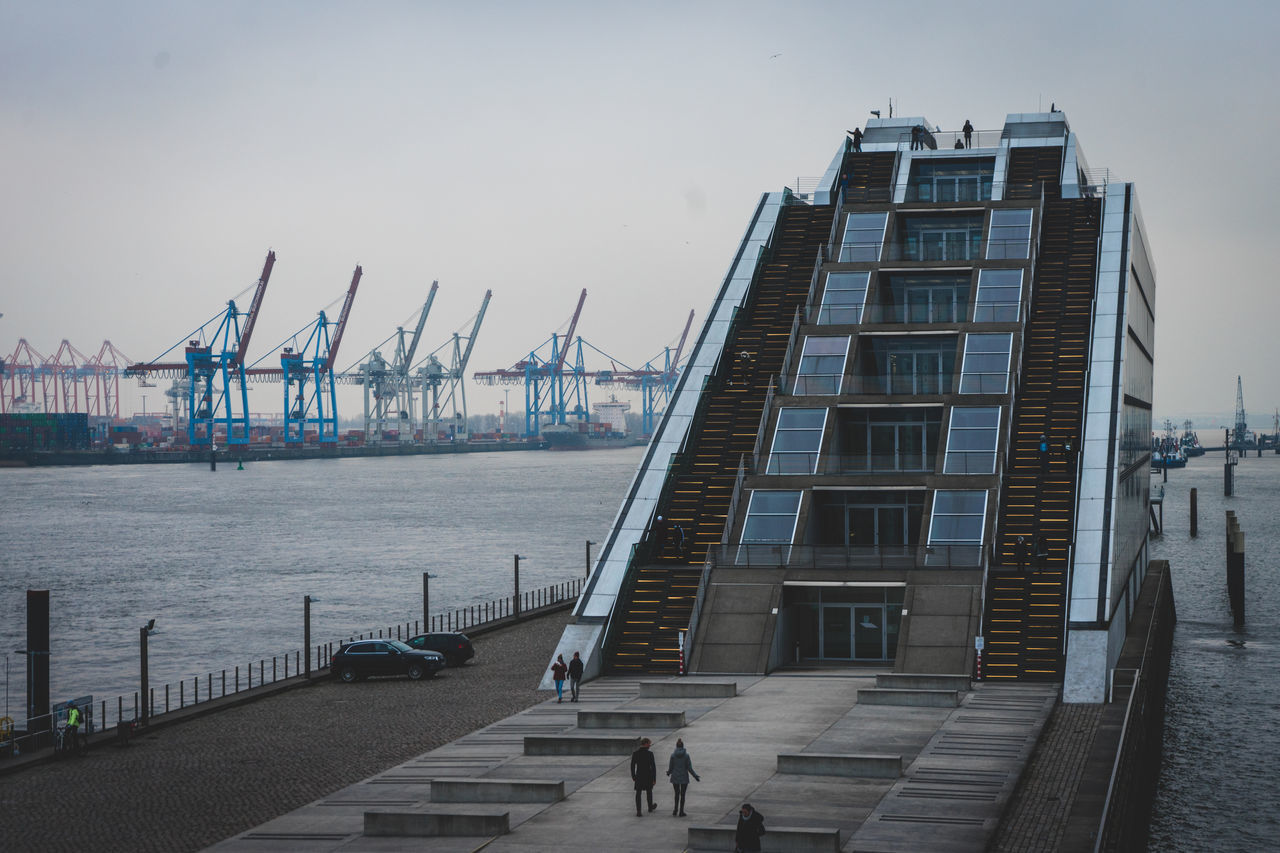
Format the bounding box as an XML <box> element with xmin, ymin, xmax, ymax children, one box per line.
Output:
<box><xmin>560</xmin><ymin>112</ymin><xmax>1154</xmax><ymax>703</ymax></box>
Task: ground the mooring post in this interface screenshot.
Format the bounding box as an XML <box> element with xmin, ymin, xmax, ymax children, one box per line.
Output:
<box><xmin>1190</xmin><ymin>488</ymin><xmax>1198</xmax><ymax>537</ymax></box>
<box><xmin>1225</xmin><ymin>512</ymin><xmax>1245</xmax><ymax>626</ymax></box>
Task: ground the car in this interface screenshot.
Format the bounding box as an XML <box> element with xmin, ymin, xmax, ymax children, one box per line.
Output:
<box><xmin>405</xmin><ymin>632</ymin><xmax>475</xmax><ymax>667</ymax></box>
<box><xmin>331</xmin><ymin>639</ymin><xmax>445</xmax><ymax>683</ymax></box>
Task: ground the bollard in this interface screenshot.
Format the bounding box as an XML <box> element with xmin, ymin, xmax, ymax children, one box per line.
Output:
<box><xmin>1190</xmin><ymin>488</ymin><xmax>1198</xmax><ymax>537</ymax></box>
<box><xmin>1226</xmin><ymin>512</ymin><xmax>1246</xmax><ymax>626</ymax></box>
<box><xmin>1225</xmin><ymin>462</ymin><xmax>1234</xmax><ymax>496</ymax></box>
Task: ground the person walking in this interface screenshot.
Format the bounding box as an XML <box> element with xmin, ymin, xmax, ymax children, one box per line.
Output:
<box><xmin>631</xmin><ymin>737</ymin><xmax>658</xmax><ymax>815</ymax></box>
<box><xmin>735</xmin><ymin>803</ymin><xmax>766</xmax><ymax>852</ymax></box>
<box><xmin>850</xmin><ymin>126</ymin><xmax>863</xmax><ymax>152</ymax></box>
<box><xmin>568</xmin><ymin>651</ymin><xmax>584</xmax><ymax>702</ymax></box>
<box><xmin>65</xmin><ymin>705</ymin><xmax>82</xmax><ymax>754</ymax></box>
<box><xmin>1015</xmin><ymin>535</ymin><xmax>1028</xmax><ymax>573</ymax></box>
<box><xmin>550</xmin><ymin>654</ymin><xmax>568</xmax><ymax>703</ymax></box>
<box><xmin>666</xmin><ymin>738</ymin><xmax>701</xmax><ymax>816</ymax></box>
<box><xmin>963</xmin><ymin>118</ymin><xmax>974</xmax><ymax>148</ymax></box>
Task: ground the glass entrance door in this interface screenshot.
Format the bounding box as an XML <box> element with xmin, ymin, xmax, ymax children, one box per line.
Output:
<box><xmin>821</xmin><ymin>605</ymin><xmax>852</xmax><ymax>659</ymax></box>
<box><xmin>854</xmin><ymin>606</ymin><xmax>885</xmax><ymax>659</ymax></box>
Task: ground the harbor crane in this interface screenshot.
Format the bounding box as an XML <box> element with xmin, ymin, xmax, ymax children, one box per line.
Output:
<box><xmin>246</xmin><ymin>265</ymin><xmax>363</xmax><ymax>443</ymax></box>
<box><xmin>474</xmin><ymin>289</ymin><xmax>589</xmax><ymax>437</ymax></box>
<box><xmin>0</xmin><ymin>339</ymin><xmax>134</xmax><ymax>418</ymax></box>
<box><xmin>125</xmin><ymin>250</ymin><xmax>275</xmax><ymax>446</ymax></box>
<box><xmin>353</xmin><ymin>282</ymin><xmax>439</xmax><ymax>442</ymax></box>
<box><xmin>418</xmin><ymin>289</ymin><xmax>491</xmax><ymax>442</ymax></box>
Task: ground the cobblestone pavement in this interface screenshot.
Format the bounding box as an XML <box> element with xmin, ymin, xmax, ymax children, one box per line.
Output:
<box><xmin>0</xmin><ymin>609</ymin><xmax>572</xmax><ymax>853</ymax></box>
<box><xmin>990</xmin><ymin>701</ymin><xmax>1106</xmax><ymax>852</ymax></box>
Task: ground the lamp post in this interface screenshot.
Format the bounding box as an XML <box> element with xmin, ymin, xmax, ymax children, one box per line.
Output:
<box><xmin>585</xmin><ymin>540</ymin><xmax>597</xmax><ymax>579</ymax></box>
<box><xmin>139</xmin><ymin>619</ymin><xmax>156</xmax><ymax>724</ymax></box>
<box><xmin>513</xmin><ymin>555</ymin><xmax>524</xmax><ymax>618</ymax></box>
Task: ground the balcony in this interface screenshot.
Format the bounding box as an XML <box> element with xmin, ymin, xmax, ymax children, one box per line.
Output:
<box><xmin>709</xmin><ymin>544</ymin><xmax>983</xmax><ymax>570</ymax></box>
<box><xmin>785</xmin><ymin>373</ymin><xmax>958</xmax><ymax>397</ymax></box>
<box><xmin>762</xmin><ymin>452</ymin><xmax>937</xmax><ymax>476</ymax></box>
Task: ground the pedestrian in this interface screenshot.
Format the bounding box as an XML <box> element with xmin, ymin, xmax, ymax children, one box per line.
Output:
<box><xmin>674</xmin><ymin>524</ymin><xmax>688</xmax><ymax>558</ymax></box>
<box><xmin>550</xmin><ymin>654</ymin><xmax>568</xmax><ymax>703</ymax></box>
<box><xmin>1015</xmin><ymin>535</ymin><xmax>1028</xmax><ymax>573</ymax></box>
<box><xmin>1034</xmin><ymin>535</ymin><xmax>1049</xmax><ymax>570</ymax></box>
<box><xmin>666</xmin><ymin>738</ymin><xmax>701</xmax><ymax>816</ymax></box>
<box><xmin>735</xmin><ymin>803</ymin><xmax>766</xmax><ymax>852</ymax></box>
<box><xmin>910</xmin><ymin>124</ymin><xmax>922</xmax><ymax>150</ymax></box>
<box><xmin>954</xmin><ymin>138</ymin><xmax>965</xmax><ymax>149</ymax></box>
<box><xmin>850</xmin><ymin>126</ymin><xmax>863</xmax><ymax>152</ymax></box>
<box><xmin>568</xmin><ymin>650</ymin><xmax>584</xmax><ymax>702</ymax></box>
<box><xmin>66</xmin><ymin>705</ymin><xmax>82</xmax><ymax>754</ymax></box>
<box><xmin>963</xmin><ymin>119</ymin><xmax>974</xmax><ymax>148</ymax></box>
<box><xmin>631</xmin><ymin>737</ymin><xmax>658</xmax><ymax>816</ymax></box>
<box><xmin>1039</xmin><ymin>434</ymin><xmax>1049</xmax><ymax>455</ymax></box>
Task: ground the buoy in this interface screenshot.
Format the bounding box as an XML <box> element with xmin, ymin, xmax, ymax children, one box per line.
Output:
<box><xmin>237</xmin><ymin>460</ymin><xmax>244</xmax><ymax>470</ymax></box>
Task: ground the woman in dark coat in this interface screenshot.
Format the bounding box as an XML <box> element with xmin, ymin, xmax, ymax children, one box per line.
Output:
<box><xmin>630</xmin><ymin>737</ymin><xmax>657</xmax><ymax>815</ymax></box>
<box><xmin>735</xmin><ymin>803</ymin><xmax>765</xmax><ymax>852</ymax></box>
<box><xmin>666</xmin><ymin>738</ymin><xmax>701</xmax><ymax>816</ymax></box>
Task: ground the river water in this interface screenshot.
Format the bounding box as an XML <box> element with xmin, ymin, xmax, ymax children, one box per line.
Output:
<box><xmin>1147</xmin><ymin>451</ymin><xmax>1280</xmax><ymax>851</ymax></box>
<box><xmin>2</xmin><ymin>447</ymin><xmax>1274</xmax><ymax>848</ymax></box>
<box><xmin>0</xmin><ymin>447</ymin><xmax>645</xmax><ymax>713</ymax></box>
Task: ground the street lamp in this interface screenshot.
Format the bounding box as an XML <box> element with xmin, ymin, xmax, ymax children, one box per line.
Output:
<box><xmin>139</xmin><ymin>619</ymin><xmax>156</xmax><ymax>724</ymax></box>
<box><xmin>513</xmin><ymin>555</ymin><xmax>525</xmax><ymax>618</ymax></box>
<box><xmin>585</xmin><ymin>540</ymin><xmax>597</xmax><ymax>579</ymax></box>
<box><xmin>304</xmin><ymin>597</ymin><xmax>321</xmax><ymax>679</ymax></box>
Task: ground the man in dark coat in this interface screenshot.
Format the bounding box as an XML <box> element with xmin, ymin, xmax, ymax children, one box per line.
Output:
<box><xmin>735</xmin><ymin>803</ymin><xmax>766</xmax><ymax>852</ymax></box>
<box><xmin>567</xmin><ymin>651</ymin><xmax>584</xmax><ymax>702</ymax></box>
<box><xmin>631</xmin><ymin>737</ymin><xmax>657</xmax><ymax>815</ymax></box>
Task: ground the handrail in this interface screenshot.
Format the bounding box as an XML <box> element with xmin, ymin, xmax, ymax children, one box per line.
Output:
<box><xmin>722</xmin><ymin>455</ymin><xmax>748</xmax><ymax>546</ymax></box>
<box><xmin>711</xmin><ymin>544</ymin><xmax>983</xmax><ymax>570</ymax></box>
<box><xmin>752</xmin><ymin>378</ymin><xmax>776</xmax><ymax>469</ymax></box>
<box><xmin>683</xmin><ymin>549</ymin><xmax>717</xmax><ymax>670</ymax></box>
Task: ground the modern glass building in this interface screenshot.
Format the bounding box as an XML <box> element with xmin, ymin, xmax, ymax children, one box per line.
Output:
<box><xmin>560</xmin><ymin>112</ymin><xmax>1155</xmax><ymax>703</ymax></box>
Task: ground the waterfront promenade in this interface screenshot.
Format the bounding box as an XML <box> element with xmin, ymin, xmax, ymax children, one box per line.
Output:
<box><xmin>1</xmin><ymin>601</ymin><xmax>1140</xmax><ymax>852</ymax></box>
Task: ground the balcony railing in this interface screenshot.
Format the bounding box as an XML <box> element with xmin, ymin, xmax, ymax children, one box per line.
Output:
<box><xmin>761</xmin><ymin>452</ymin><xmax>937</xmax><ymax>475</ymax></box>
<box><xmin>785</xmin><ymin>372</ymin><xmax>959</xmax><ymax>397</ymax></box>
<box><xmin>710</xmin><ymin>543</ymin><xmax>983</xmax><ymax>570</ymax></box>
<box><xmin>835</xmin><ymin>238</ymin><xmax>1031</xmax><ymax>263</ymax></box>
<box><xmin>811</xmin><ymin>301</ymin><xmax>1023</xmax><ymax>326</ymax></box>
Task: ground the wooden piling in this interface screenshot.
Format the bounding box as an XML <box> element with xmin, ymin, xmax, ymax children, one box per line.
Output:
<box><xmin>1190</xmin><ymin>488</ymin><xmax>1198</xmax><ymax>537</ymax></box>
<box><xmin>1225</xmin><ymin>511</ymin><xmax>1245</xmax><ymax>626</ymax></box>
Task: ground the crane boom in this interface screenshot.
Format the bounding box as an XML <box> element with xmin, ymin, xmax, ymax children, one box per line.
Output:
<box><xmin>455</xmin><ymin>290</ymin><xmax>492</xmax><ymax>374</ymax></box>
<box><xmin>554</xmin><ymin>289</ymin><xmax>587</xmax><ymax>375</ymax></box>
<box><xmin>403</xmin><ymin>281</ymin><xmax>438</xmax><ymax>368</ymax></box>
<box><xmin>232</xmin><ymin>250</ymin><xmax>276</xmax><ymax>366</ymax></box>
<box><xmin>671</xmin><ymin>309</ymin><xmax>695</xmax><ymax>372</ymax></box>
<box><xmin>325</xmin><ymin>265</ymin><xmax>362</xmax><ymax>370</ymax></box>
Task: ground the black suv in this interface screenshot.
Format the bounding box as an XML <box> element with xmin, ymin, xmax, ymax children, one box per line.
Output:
<box><xmin>331</xmin><ymin>639</ymin><xmax>445</xmax><ymax>682</ymax></box>
<box><xmin>405</xmin><ymin>632</ymin><xmax>475</xmax><ymax>667</ymax></box>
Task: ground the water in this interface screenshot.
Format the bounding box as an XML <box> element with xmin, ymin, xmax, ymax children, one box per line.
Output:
<box><xmin>0</xmin><ymin>447</ymin><xmax>644</xmax><ymax>714</ymax></box>
<box><xmin>1148</xmin><ymin>452</ymin><xmax>1280</xmax><ymax>851</ymax></box>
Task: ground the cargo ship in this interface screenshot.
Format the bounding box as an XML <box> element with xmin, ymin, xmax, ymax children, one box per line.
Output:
<box><xmin>540</xmin><ymin>398</ymin><xmax>645</xmax><ymax>450</ymax></box>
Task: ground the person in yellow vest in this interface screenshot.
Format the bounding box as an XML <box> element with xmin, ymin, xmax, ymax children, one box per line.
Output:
<box><xmin>66</xmin><ymin>706</ymin><xmax>83</xmax><ymax>753</ymax></box>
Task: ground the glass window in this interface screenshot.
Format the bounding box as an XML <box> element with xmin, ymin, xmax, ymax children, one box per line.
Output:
<box><xmin>895</xmin><ymin>214</ymin><xmax>984</xmax><ymax>261</ymax></box>
<box><xmin>742</xmin><ymin>490</ymin><xmax>802</xmax><ymax>543</ymax></box>
<box><xmin>943</xmin><ymin>407</ymin><xmax>1001</xmax><ymax>474</ymax></box>
<box><xmin>906</xmin><ymin>159</ymin><xmax>995</xmax><ymax>202</ymax></box>
<box><xmin>881</xmin><ymin>272</ymin><xmax>969</xmax><ymax>324</ymax></box>
<box><xmin>838</xmin><ymin>407</ymin><xmax>941</xmax><ymax>473</ymax></box>
<box><xmin>928</xmin><ymin>489</ymin><xmax>988</xmax><ymax>544</ymax></box>
<box><xmin>840</xmin><ymin>213</ymin><xmax>887</xmax><ymax>262</ymax></box>
<box><xmin>817</xmin><ymin>272</ymin><xmax>868</xmax><ymax>324</ymax></box>
<box><xmin>959</xmin><ymin>333</ymin><xmax>1013</xmax><ymax>394</ymax></box>
<box><xmin>974</xmin><ymin>269</ymin><xmax>1023</xmax><ymax>322</ymax></box>
<box><xmin>768</xmin><ymin>408</ymin><xmax>827</xmax><ymax>474</ymax></box>
<box><xmin>857</xmin><ymin>336</ymin><xmax>957</xmax><ymax>395</ymax></box>
<box><xmin>987</xmin><ymin>209</ymin><xmax>1033</xmax><ymax>259</ymax></box>
<box><xmin>794</xmin><ymin>336</ymin><xmax>849</xmax><ymax>395</ymax></box>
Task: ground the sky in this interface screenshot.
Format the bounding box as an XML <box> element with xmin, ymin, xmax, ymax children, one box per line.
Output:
<box><xmin>2</xmin><ymin>0</ymin><xmax>1278</xmax><ymax>431</ymax></box>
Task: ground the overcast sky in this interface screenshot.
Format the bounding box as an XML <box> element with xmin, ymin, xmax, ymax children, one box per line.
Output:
<box><xmin>3</xmin><ymin>1</ymin><xmax>1277</xmax><ymax>430</ymax></box>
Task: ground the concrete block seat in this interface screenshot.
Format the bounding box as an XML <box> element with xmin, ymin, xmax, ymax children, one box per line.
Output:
<box><xmin>776</xmin><ymin>752</ymin><xmax>902</xmax><ymax>779</ymax></box>
<box><xmin>856</xmin><ymin>687</ymin><xmax>962</xmax><ymax>708</ymax></box>
<box><xmin>524</xmin><ymin>734</ymin><xmax>638</xmax><ymax>755</ymax></box>
<box><xmin>688</xmin><ymin>823</ymin><xmax>841</xmax><ymax>852</ymax></box>
<box><xmin>429</xmin><ymin>777</ymin><xmax>565</xmax><ymax>803</ymax></box>
<box><xmin>576</xmin><ymin>709</ymin><xmax>687</xmax><ymax>729</ymax></box>
<box><xmin>364</xmin><ymin>808</ymin><xmax>509</xmax><ymax>837</ymax></box>
<box><xmin>638</xmin><ymin>680</ymin><xmax>737</xmax><ymax>698</ymax></box>
<box><xmin>875</xmin><ymin>673</ymin><xmax>971</xmax><ymax>691</ymax></box>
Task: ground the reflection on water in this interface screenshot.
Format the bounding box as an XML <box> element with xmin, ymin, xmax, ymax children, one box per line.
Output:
<box><xmin>0</xmin><ymin>448</ymin><xmax>644</xmax><ymax>708</ymax></box>
<box><xmin>1148</xmin><ymin>453</ymin><xmax>1280</xmax><ymax>850</ymax></box>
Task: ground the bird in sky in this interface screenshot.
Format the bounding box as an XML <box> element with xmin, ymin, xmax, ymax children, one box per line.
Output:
<box><xmin>769</xmin><ymin>53</ymin><xmax>782</xmax><ymax>59</ymax></box>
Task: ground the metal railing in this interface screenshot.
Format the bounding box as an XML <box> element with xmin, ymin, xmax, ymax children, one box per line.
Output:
<box><xmin>0</xmin><ymin>577</ymin><xmax>584</xmax><ymax>760</ymax></box>
<box><xmin>834</xmin><ymin>238</ymin><xmax>1032</xmax><ymax>264</ymax></box>
<box><xmin>783</xmin><ymin>373</ymin><xmax>959</xmax><ymax>397</ymax></box>
<box><xmin>711</xmin><ymin>544</ymin><xmax>983</xmax><ymax>570</ymax></box>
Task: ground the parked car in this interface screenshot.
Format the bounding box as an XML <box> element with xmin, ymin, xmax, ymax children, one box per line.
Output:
<box><xmin>405</xmin><ymin>632</ymin><xmax>475</xmax><ymax>667</ymax></box>
<box><xmin>331</xmin><ymin>639</ymin><xmax>445</xmax><ymax>682</ymax></box>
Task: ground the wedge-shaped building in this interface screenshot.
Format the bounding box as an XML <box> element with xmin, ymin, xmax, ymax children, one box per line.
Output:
<box><xmin>559</xmin><ymin>112</ymin><xmax>1155</xmax><ymax>702</ymax></box>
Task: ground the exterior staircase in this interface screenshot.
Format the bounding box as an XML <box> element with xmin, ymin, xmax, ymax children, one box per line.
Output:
<box><xmin>606</xmin><ymin>201</ymin><xmax>834</xmax><ymax>674</ymax></box>
<box><xmin>983</xmin><ymin>195</ymin><xmax>1102</xmax><ymax>681</ymax></box>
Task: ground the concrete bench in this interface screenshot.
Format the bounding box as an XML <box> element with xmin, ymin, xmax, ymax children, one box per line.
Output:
<box><xmin>364</xmin><ymin>809</ymin><xmax>509</xmax><ymax>837</ymax></box>
<box><xmin>856</xmin><ymin>687</ymin><xmax>962</xmax><ymax>708</ymax></box>
<box><xmin>688</xmin><ymin>823</ymin><xmax>841</xmax><ymax>852</ymax></box>
<box><xmin>776</xmin><ymin>752</ymin><xmax>902</xmax><ymax>779</ymax></box>
<box><xmin>875</xmin><ymin>673</ymin><xmax>971</xmax><ymax>691</ymax></box>
<box><xmin>524</xmin><ymin>734</ymin><xmax>638</xmax><ymax>755</ymax></box>
<box><xmin>638</xmin><ymin>681</ymin><xmax>737</xmax><ymax>698</ymax></box>
<box><xmin>577</xmin><ymin>710</ymin><xmax>687</xmax><ymax>729</ymax></box>
<box><xmin>430</xmin><ymin>778</ymin><xmax>565</xmax><ymax>803</ymax></box>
